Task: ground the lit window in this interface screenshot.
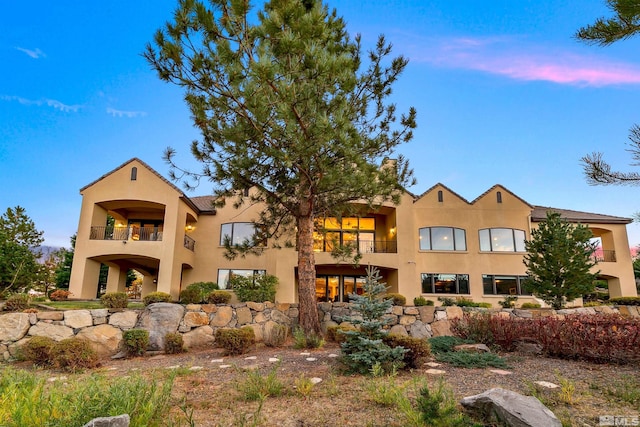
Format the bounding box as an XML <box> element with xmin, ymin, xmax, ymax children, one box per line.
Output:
<box><xmin>479</xmin><ymin>228</ymin><xmax>525</xmax><ymax>252</ymax></box>
<box><xmin>419</xmin><ymin>227</ymin><xmax>466</xmax><ymax>251</ymax></box>
<box><xmin>482</xmin><ymin>275</ymin><xmax>530</xmax><ymax>295</ymax></box>
<box><xmin>217</xmin><ymin>269</ymin><xmax>266</xmax><ymax>290</ymax></box>
<box><xmin>220</xmin><ymin>222</ymin><xmax>264</xmax><ymax>246</ymax></box>
<box><xmin>421</xmin><ymin>273</ymin><xmax>469</xmax><ymax>294</ymax></box>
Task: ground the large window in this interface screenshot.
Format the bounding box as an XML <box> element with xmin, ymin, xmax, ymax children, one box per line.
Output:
<box><xmin>316</xmin><ymin>275</ymin><xmax>366</xmax><ymax>302</ymax></box>
<box><xmin>482</xmin><ymin>275</ymin><xmax>530</xmax><ymax>295</ymax></box>
<box><xmin>220</xmin><ymin>222</ymin><xmax>263</xmax><ymax>246</ymax></box>
<box><xmin>479</xmin><ymin>228</ymin><xmax>526</xmax><ymax>252</ymax></box>
<box><xmin>419</xmin><ymin>227</ymin><xmax>466</xmax><ymax>251</ymax></box>
<box><xmin>313</xmin><ymin>217</ymin><xmax>376</xmax><ymax>253</ymax></box>
<box><xmin>217</xmin><ymin>269</ymin><xmax>266</xmax><ymax>290</ymax></box>
<box><xmin>421</xmin><ymin>273</ymin><xmax>469</xmax><ymax>294</ymax></box>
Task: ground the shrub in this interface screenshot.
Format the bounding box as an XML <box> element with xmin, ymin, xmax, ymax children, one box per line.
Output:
<box><xmin>215</xmin><ymin>327</ymin><xmax>255</xmax><ymax>355</ymax></box>
<box><xmin>383</xmin><ymin>334</ymin><xmax>431</xmax><ymax>368</ymax></box>
<box><xmin>4</xmin><ymin>294</ymin><xmax>30</xmax><ymax>311</ymax></box>
<box><xmin>164</xmin><ymin>333</ymin><xmax>185</xmax><ymax>354</ymax></box>
<box><xmin>428</xmin><ymin>336</ymin><xmax>473</xmax><ymax>355</ymax></box>
<box><xmin>179</xmin><ymin>287</ymin><xmax>201</xmax><ymax>304</ymax></box>
<box><xmin>520</xmin><ymin>302</ymin><xmax>541</xmax><ymax>309</ymax></box>
<box><xmin>385</xmin><ymin>293</ymin><xmax>406</xmax><ymax>306</ymax></box>
<box><xmin>326</xmin><ymin>324</ymin><xmax>358</xmax><ymax>343</ymax></box>
<box><xmin>21</xmin><ymin>336</ymin><xmax>55</xmax><ymax>366</ymax></box>
<box><xmin>498</xmin><ymin>295</ymin><xmax>518</xmax><ymax>309</ymax></box>
<box><xmin>49</xmin><ymin>290</ymin><xmax>71</xmax><ymax>301</ymax></box>
<box><xmin>230</xmin><ymin>273</ymin><xmax>278</xmax><ymax>303</ymax></box>
<box><xmin>292</xmin><ymin>327</ymin><xmax>325</xmax><ymax>349</ymax></box>
<box><xmin>51</xmin><ymin>338</ymin><xmax>99</xmax><ymax>372</ymax></box>
<box><xmin>437</xmin><ymin>296</ymin><xmax>455</xmax><ymax>307</ymax></box>
<box><xmin>434</xmin><ymin>351</ymin><xmax>509</xmax><ymax>369</ymax></box>
<box><xmin>609</xmin><ymin>297</ymin><xmax>640</xmax><ymax>306</ymax></box>
<box><xmin>236</xmin><ymin>366</ymin><xmax>284</xmax><ymax>401</ymax></box>
<box><xmin>183</xmin><ymin>281</ymin><xmax>218</xmax><ymax>303</ymax></box>
<box><xmin>413</xmin><ymin>296</ymin><xmax>433</xmax><ymax>306</ymax></box>
<box><xmin>451</xmin><ymin>313</ymin><xmax>494</xmax><ymax>345</ymax></box>
<box><xmin>584</xmin><ymin>301</ymin><xmax>603</xmax><ymax>307</ymax></box>
<box><xmin>122</xmin><ymin>329</ymin><xmax>150</xmax><ymax>357</ymax></box>
<box><xmin>264</xmin><ymin>324</ymin><xmax>287</xmax><ymax>347</ymax></box>
<box><xmin>143</xmin><ymin>291</ymin><xmax>172</xmax><ymax>305</ymax></box>
<box><xmin>100</xmin><ymin>292</ymin><xmax>128</xmax><ymax>309</ymax></box>
<box><xmin>206</xmin><ymin>290</ymin><xmax>232</xmax><ymax>304</ymax></box>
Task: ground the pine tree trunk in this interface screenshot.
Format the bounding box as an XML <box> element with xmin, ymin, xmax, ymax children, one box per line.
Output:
<box><xmin>297</xmin><ymin>214</ymin><xmax>321</xmax><ymax>335</ymax></box>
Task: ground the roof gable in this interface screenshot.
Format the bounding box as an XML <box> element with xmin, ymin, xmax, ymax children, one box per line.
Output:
<box><xmin>414</xmin><ymin>183</ymin><xmax>470</xmax><ymax>205</ymax></box>
<box><xmin>470</xmin><ymin>184</ymin><xmax>533</xmax><ymax>209</ymax></box>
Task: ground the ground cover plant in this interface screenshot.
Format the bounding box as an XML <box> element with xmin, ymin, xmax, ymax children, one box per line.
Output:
<box><xmin>428</xmin><ymin>336</ymin><xmax>509</xmax><ymax>369</ymax></box>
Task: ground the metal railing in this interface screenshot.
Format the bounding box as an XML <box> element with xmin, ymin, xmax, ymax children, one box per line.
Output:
<box><xmin>184</xmin><ymin>235</ymin><xmax>195</xmax><ymax>251</ymax></box>
<box><xmin>592</xmin><ymin>250</ymin><xmax>616</xmax><ymax>263</ymax></box>
<box><xmin>317</xmin><ymin>240</ymin><xmax>397</xmax><ymax>254</ymax></box>
<box><xmin>89</xmin><ymin>226</ymin><xmax>163</xmax><ymax>242</ymax></box>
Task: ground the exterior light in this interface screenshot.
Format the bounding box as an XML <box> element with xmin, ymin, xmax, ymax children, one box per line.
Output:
<box><xmin>185</xmin><ymin>224</ymin><xmax>194</xmax><ymax>232</ymax></box>
<box><xmin>390</xmin><ymin>227</ymin><xmax>397</xmax><ymax>236</ymax></box>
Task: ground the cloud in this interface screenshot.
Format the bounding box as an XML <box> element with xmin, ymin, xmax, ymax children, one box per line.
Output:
<box><xmin>407</xmin><ymin>36</ymin><xmax>640</xmax><ymax>87</ymax></box>
<box><xmin>15</xmin><ymin>47</ymin><xmax>46</xmax><ymax>59</ymax></box>
<box><xmin>106</xmin><ymin>107</ymin><xmax>147</xmax><ymax>118</ymax></box>
<box><xmin>0</xmin><ymin>95</ymin><xmax>81</xmax><ymax>112</ymax></box>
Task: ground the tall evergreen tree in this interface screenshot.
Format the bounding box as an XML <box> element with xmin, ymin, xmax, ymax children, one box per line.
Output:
<box><xmin>145</xmin><ymin>0</ymin><xmax>416</xmax><ymax>334</ymax></box>
<box><xmin>523</xmin><ymin>212</ymin><xmax>599</xmax><ymax>309</ymax></box>
<box><xmin>55</xmin><ymin>234</ymin><xmax>76</xmax><ymax>289</ymax></box>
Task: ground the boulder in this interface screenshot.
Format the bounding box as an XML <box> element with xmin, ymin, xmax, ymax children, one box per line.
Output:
<box><xmin>210</xmin><ymin>306</ymin><xmax>233</xmax><ymax>327</ymax></box>
<box><xmin>109</xmin><ymin>311</ymin><xmax>139</xmax><ymax>330</ymax></box>
<box><xmin>430</xmin><ymin>320</ymin><xmax>452</xmax><ymax>337</ymax></box>
<box><xmin>76</xmin><ymin>325</ymin><xmax>123</xmax><ymax>357</ymax></box>
<box><xmin>454</xmin><ymin>343</ymin><xmax>491</xmax><ymax>353</ymax></box>
<box><xmin>136</xmin><ymin>303</ymin><xmax>184</xmax><ymax>351</ymax></box>
<box><xmin>0</xmin><ymin>313</ymin><xmax>31</xmax><ymax>342</ymax></box>
<box><xmin>445</xmin><ymin>306</ymin><xmax>463</xmax><ymax>320</ymax></box>
<box><xmin>460</xmin><ymin>388</ymin><xmax>561</xmax><ymax>427</ymax></box>
<box><xmin>236</xmin><ymin>306</ymin><xmax>252</xmax><ymax>325</ymax></box>
<box><xmin>28</xmin><ymin>322</ymin><xmax>74</xmax><ymax>341</ymax></box>
<box><xmin>182</xmin><ymin>325</ymin><xmax>214</xmax><ymax>349</ymax></box>
<box><xmin>64</xmin><ymin>310</ymin><xmax>93</xmax><ymax>329</ymax></box>
<box><xmin>417</xmin><ymin>306</ymin><xmax>435</xmax><ymax>323</ymax></box>
<box><xmin>409</xmin><ymin>320</ymin><xmax>431</xmax><ymax>339</ymax></box>
<box><xmin>82</xmin><ymin>414</ymin><xmax>130</xmax><ymax>427</ymax></box>
<box><xmin>36</xmin><ymin>311</ymin><xmax>64</xmax><ymax>321</ymax></box>
<box><xmin>183</xmin><ymin>312</ymin><xmax>209</xmax><ymax>328</ymax></box>
<box><xmin>389</xmin><ymin>324</ymin><xmax>408</xmax><ymax>336</ymax></box>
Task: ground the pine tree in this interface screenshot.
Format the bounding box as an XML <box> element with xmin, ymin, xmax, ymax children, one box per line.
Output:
<box><xmin>144</xmin><ymin>0</ymin><xmax>416</xmax><ymax>334</ymax></box>
<box><xmin>523</xmin><ymin>212</ymin><xmax>599</xmax><ymax>309</ymax></box>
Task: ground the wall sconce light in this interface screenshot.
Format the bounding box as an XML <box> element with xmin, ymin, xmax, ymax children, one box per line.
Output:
<box><xmin>185</xmin><ymin>224</ymin><xmax>194</xmax><ymax>232</ymax></box>
<box><xmin>390</xmin><ymin>227</ymin><xmax>397</xmax><ymax>236</ymax></box>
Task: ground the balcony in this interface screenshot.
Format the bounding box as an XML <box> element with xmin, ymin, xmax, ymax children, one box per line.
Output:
<box><xmin>314</xmin><ymin>240</ymin><xmax>397</xmax><ymax>254</ymax></box>
<box><xmin>592</xmin><ymin>250</ymin><xmax>616</xmax><ymax>263</ymax></box>
<box><xmin>90</xmin><ymin>226</ymin><xmax>163</xmax><ymax>242</ymax></box>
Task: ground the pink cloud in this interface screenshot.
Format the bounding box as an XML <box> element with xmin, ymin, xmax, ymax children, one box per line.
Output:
<box><xmin>410</xmin><ymin>36</ymin><xmax>640</xmax><ymax>87</ymax></box>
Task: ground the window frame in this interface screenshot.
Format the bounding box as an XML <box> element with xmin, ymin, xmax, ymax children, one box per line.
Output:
<box><xmin>482</xmin><ymin>274</ymin><xmax>530</xmax><ymax>295</ymax></box>
<box><xmin>419</xmin><ymin>227</ymin><xmax>467</xmax><ymax>251</ymax></box>
<box><xmin>420</xmin><ymin>273</ymin><xmax>470</xmax><ymax>294</ymax></box>
<box><xmin>478</xmin><ymin>228</ymin><xmax>526</xmax><ymax>252</ymax></box>
<box><xmin>217</xmin><ymin>269</ymin><xmax>266</xmax><ymax>290</ymax></box>
<box><xmin>220</xmin><ymin>222</ymin><xmax>264</xmax><ymax>247</ymax></box>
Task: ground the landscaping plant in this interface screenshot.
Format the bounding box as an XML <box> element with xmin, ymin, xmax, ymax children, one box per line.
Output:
<box><xmin>122</xmin><ymin>329</ymin><xmax>150</xmax><ymax>357</ymax></box>
<box><xmin>100</xmin><ymin>292</ymin><xmax>128</xmax><ymax>309</ymax></box>
<box><xmin>229</xmin><ymin>273</ymin><xmax>278</xmax><ymax>303</ymax></box>
<box><xmin>143</xmin><ymin>291</ymin><xmax>172</xmax><ymax>305</ymax></box>
<box><xmin>215</xmin><ymin>327</ymin><xmax>255</xmax><ymax>355</ymax></box>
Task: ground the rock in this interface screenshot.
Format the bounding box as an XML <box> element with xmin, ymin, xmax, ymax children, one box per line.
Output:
<box><xmin>64</xmin><ymin>310</ymin><xmax>93</xmax><ymax>329</ymax></box>
<box><xmin>254</xmin><ymin>312</ymin><xmax>267</xmax><ymax>324</ymax></box>
<box><xmin>425</xmin><ymin>369</ymin><xmax>446</xmax><ymax>375</ymax></box>
<box><xmin>461</xmin><ymin>388</ymin><xmax>561</xmax><ymax>427</ymax></box>
<box><xmin>453</xmin><ymin>343</ymin><xmax>491</xmax><ymax>353</ymax></box>
<box><xmin>246</xmin><ymin>323</ymin><xmax>264</xmax><ymax>342</ymax></box>
<box><xmin>409</xmin><ymin>320</ymin><xmax>431</xmax><ymax>339</ymax></box>
<box><xmin>135</xmin><ymin>303</ymin><xmax>185</xmax><ymax>351</ymax></box>
<box><xmin>270</xmin><ymin>309</ymin><xmax>291</xmax><ymax>325</ymax></box>
<box><xmin>321</xmin><ymin>320</ymin><xmax>338</xmax><ymax>335</ymax></box>
<box><xmin>0</xmin><ymin>313</ymin><xmax>31</xmax><ymax>342</ymax></box>
<box><xmin>512</xmin><ymin>309</ymin><xmax>533</xmax><ymax>319</ymax></box>
<box><xmin>404</xmin><ymin>307</ymin><xmax>419</xmax><ymax>315</ymax></box>
<box><xmin>391</xmin><ymin>306</ymin><xmax>403</xmax><ymax>316</ymax></box>
<box><xmin>36</xmin><ymin>311</ymin><xmax>64</xmax><ymax>321</ymax></box>
<box><xmin>185</xmin><ymin>304</ymin><xmax>201</xmax><ymax>311</ymax></box>
<box><xmin>76</xmin><ymin>325</ymin><xmax>123</xmax><ymax>357</ymax></box>
<box><xmin>515</xmin><ymin>339</ymin><xmax>543</xmax><ymax>355</ymax></box>
<box><xmin>210</xmin><ymin>306</ymin><xmax>233</xmax><ymax>327</ymax></box>
<box><xmin>434</xmin><ymin>310</ymin><xmax>447</xmax><ymax>321</ymax></box>
<box><xmin>82</xmin><ymin>414</ymin><xmax>130</xmax><ymax>427</ymax></box>
<box><xmin>389</xmin><ymin>324</ymin><xmax>408</xmax><ymax>336</ymax></box>
<box><xmin>399</xmin><ymin>315</ymin><xmax>416</xmax><ymax>326</ymax></box>
<box><xmin>247</xmin><ymin>302</ymin><xmax>265</xmax><ymax>311</ymax></box>
<box><xmin>183</xmin><ymin>312</ymin><xmax>209</xmax><ymax>328</ymax></box>
<box><xmin>182</xmin><ymin>326</ymin><xmax>214</xmax><ymax>349</ymax></box>
<box><xmin>417</xmin><ymin>306</ymin><xmax>435</xmax><ymax>323</ymax></box>
<box><xmin>236</xmin><ymin>306</ymin><xmax>252</xmax><ymax>326</ymax></box>
<box><xmin>109</xmin><ymin>311</ymin><xmax>139</xmax><ymax>330</ymax></box>
<box><xmin>445</xmin><ymin>306</ymin><xmax>463</xmax><ymax>320</ymax></box>
<box><xmin>28</xmin><ymin>322</ymin><xmax>74</xmax><ymax>341</ymax></box>
<box><xmin>430</xmin><ymin>320</ymin><xmax>452</xmax><ymax>337</ymax></box>
<box><xmin>90</xmin><ymin>309</ymin><xmax>109</xmax><ymax>318</ymax></box>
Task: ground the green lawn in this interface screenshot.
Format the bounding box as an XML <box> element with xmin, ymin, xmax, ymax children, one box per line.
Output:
<box><xmin>35</xmin><ymin>301</ymin><xmax>145</xmax><ymax>310</ymax></box>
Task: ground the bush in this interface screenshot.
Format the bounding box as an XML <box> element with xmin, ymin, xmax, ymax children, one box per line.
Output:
<box><xmin>230</xmin><ymin>273</ymin><xmax>278</xmax><ymax>303</ymax></box>
<box><xmin>122</xmin><ymin>329</ymin><xmax>150</xmax><ymax>357</ymax></box>
<box><xmin>4</xmin><ymin>294</ymin><xmax>30</xmax><ymax>311</ymax></box>
<box><xmin>498</xmin><ymin>295</ymin><xmax>518</xmax><ymax>309</ymax></box>
<box><xmin>435</xmin><ymin>351</ymin><xmax>509</xmax><ymax>369</ymax></box>
<box><xmin>49</xmin><ymin>290</ymin><xmax>71</xmax><ymax>301</ymax></box>
<box><xmin>437</xmin><ymin>296</ymin><xmax>455</xmax><ymax>307</ymax></box>
<box><xmin>183</xmin><ymin>281</ymin><xmax>218</xmax><ymax>303</ymax></box>
<box><xmin>179</xmin><ymin>287</ymin><xmax>201</xmax><ymax>304</ymax></box>
<box><xmin>206</xmin><ymin>290</ymin><xmax>232</xmax><ymax>304</ymax></box>
<box><xmin>451</xmin><ymin>313</ymin><xmax>494</xmax><ymax>345</ymax></box>
<box><xmin>143</xmin><ymin>292</ymin><xmax>172</xmax><ymax>306</ymax></box>
<box><xmin>428</xmin><ymin>336</ymin><xmax>473</xmax><ymax>355</ymax></box>
<box><xmin>51</xmin><ymin>338</ymin><xmax>99</xmax><ymax>372</ymax></box>
<box><xmin>215</xmin><ymin>327</ymin><xmax>255</xmax><ymax>355</ymax></box>
<box><xmin>326</xmin><ymin>324</ymin><xmax>358</xmax><ymax>343</ymax></box>
<box><xmin>385</xmin><ymin>293</ymin><xmax>406</xmax><ymax>306</ymax></box>
<box><xmin>164</xmin><ymin>333</ymin><xmax>185</xmax><ymax>354</ymax></box>
<box><xmin>21</xmin><ymin>336</ymin><xmax>55</xmax><ymax>366</ymax></box>
<box><xmin>292</xmin><ymin>327</ymin><xmax>325</xmax><ymax>349</ymax></box>
<box><xmin>610</xmin><ymin>297</ymin><xmax>640</xmax><ymax>306</ymax></box>
<box><xmin>264</xmin><ymin>323</ymin><xmax>287</xmax><ymax>347</ymax></box>
<box><xmin>100</xmin><ymin>292</ymin><xmax>128</xmax><ymax>309</ymax></box>
<box><xmin>413</xmin><ymin>296</ymin><xmax>433</xmax><ymax>306</ymax></box>
<box><xmin>520</xmin><ymin>302</ymin><xmax>542</xmax><ymax>309</ymax></box>
<box><xmin>383</xmin><ymin>334</ymin><xmax>431</xmax><ymax>368</ymax></box>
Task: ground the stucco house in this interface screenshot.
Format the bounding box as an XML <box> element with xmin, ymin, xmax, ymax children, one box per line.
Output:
<box><xmin>68</xmin><ymin>158</ymin><xmax>638</xmax><ymax>305</ymax></box>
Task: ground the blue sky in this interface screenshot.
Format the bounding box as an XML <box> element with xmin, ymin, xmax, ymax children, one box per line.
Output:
<box><xmin>2</xmin><ymin>1</ymin><xmax>640</xmax><ymax>248</ymax></box>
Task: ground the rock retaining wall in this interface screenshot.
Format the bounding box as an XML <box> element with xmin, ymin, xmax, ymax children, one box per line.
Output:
<box><xmin>0</xmin><ymin>302</ymin><xmax>637</xmax><ymax>361</ymax></box>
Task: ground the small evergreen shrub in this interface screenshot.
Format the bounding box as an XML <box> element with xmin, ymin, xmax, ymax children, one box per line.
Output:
<box><xmin>610</xmin><ymin>297</ymin><xmax>640</xmax><ymax>306</ymax></box>
<box><xmin>428</xmin><ymin>336</ymin><xmax>473</xmax><ymax>355</ymax></box>
<box><xmin>4</xmin><ymin>294</ymin><xmax>30</xmax><ymax>311</ymax></box>
<box><xmin>584</xmin><ymin>301</ymin><xmax>603</xmax><ymax>307</ymax></box>
<box><xmin>292</xmin><ymin>327</ymin><xmax>325</xmax><ymax>349</ymax></box>
<box><xmin>230</xmin><ymin>273</ymin><xmax>278</xmax><ymax>302</ymax></box>
<box><xmin>179</xmin><ymin>287</ymin><xmax>201</xmax><ymax>304</ymax></box>
<box><xmin>182</xmin><ymin>281</ymin><xmax>218</xmax><ymax>303</ymax></box>
<box><xmin>215</xmin><ymin>327</ymin><xmax>255</xmax><ymax>355</ymax></box>
<box><xmin>143</xmin><ymin>291</ymin><xmax>172</xmax><ymax>305</ymax></box>
<box><xmin>413</xmin><ymin>296</ymin><xmax>433</xmax><ymax>306</ymax></box>
<box><xmin>498</xmin><ymin>295</ymin><xmax>518</xmax><ymax>308</ymax></box>
<box><xmin>122</xmin><ymin>329</ymin><xmax>150</xmax><ymax>357</ymax></box>
<box><xmin>21</xmin><ymin>336</ymin><xmax>55</xmax><ymax>366</ymax></box>
<box><xmin>264</xmin><ymin>324</ymin><xmax>287</xmax><ymax>347</ymax></box>
<box><xmin>49</xmin><ymin>290</ymin><xmax>71</xmax><ymax>301</ymax></box>
<box><xmin>520</xmin><ymin>302</ymin><xmax>542</xmax><ymax>309</ymax></box>
<box><xmin>383</xmin><ymin>334</ymin><xmax>431</xmax><ymax>368</ymax></box>
<box><xmin>385</xmin><ymin>293</ymin><xmax>406</xmax><ymax>306</ymax></box>
<box><xmin>437</xmin><ymin>296</ymin><xmax>455</xmax><ymax>307</ymax></box>
<box><xmin>164</xmin><ymin>332</ymin><xmax>186</xmax><ymax>354</ymax></box>
<box><xmin>51</xmin><ymin>338</ymin><xmax>99</xmax><ymax>372</ymax></box>
<box><xmin>435</xmin><ymin>351</ymin><xmax>509</xmax><ymax>369</ymax></box>
<box><xmin>326</xmin><ymin>324</ymin><xmax>358</xmax><ymax>343</ymax></box>
<box><xmin>100</xmin><ymin>292</ymin><xmax>128</xmax><ymax>309</ymax></box>
<box><xmin>206</xmin><ymin>290</ymin><xmax>232</xmax><ymax>304</ymax></box>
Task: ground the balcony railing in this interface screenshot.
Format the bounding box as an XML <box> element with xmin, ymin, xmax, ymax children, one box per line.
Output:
<box><xmin>315</xmin><ymin>240</ymin><xmax>397</xmax><ymax>254</ymax></box>
<box><xmin>89</xmin><ymin>226</ymin><xmax>163</xmax><ymax>242</ymax></box>
<box><xmin>592</xmin><ymin>250</ymin><xmax>616</xmax><ymax>263</ymax></box>
<box><xmin>184</xmin><ymin>235</ymin><xmax>195</xmax><ymax>251</ymax></box>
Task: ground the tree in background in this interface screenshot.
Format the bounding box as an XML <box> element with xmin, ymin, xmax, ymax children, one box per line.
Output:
<box><xmin>0</xmin><ymin>206</ymin><xmax>44</xmax><ymax>294</ymax></box>
<box><xmin>145</xmin><ymin>0</ymin><xmax>416</xmax><ymax>334</ymax></box>
<box><xmin>577</xmin><ymin>1</ymin><xmax>640</xmax><ymax>186</ymax></box>
<box><xmin>55</xmin><ymin>234</ymin><xmax>76</xmax><ymax>290</ymax></box>
<box><xmin>523</xmin><ymin>212</ymin><xmax>599</xmax><ymax>309</ymax></box>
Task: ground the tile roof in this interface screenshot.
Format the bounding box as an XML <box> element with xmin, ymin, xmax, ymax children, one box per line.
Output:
<box><xmin>532</xmin><ymin>206</ymin><xmax>632</xmax><ymax>224</ymax></box>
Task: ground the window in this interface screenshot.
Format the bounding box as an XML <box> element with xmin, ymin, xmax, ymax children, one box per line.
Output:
<box><xmin>421</xmin><ymin>274</ymin><xmax>469</xmax><ymax>294</ymax></box>
<box><xmin>220</xmin><ymin>222</ymin><xmax>264</xmax><ymax>246</ymax></box>
<box><xmin>437</xmin><ymin>190</ymin><xmax>443</xmax><ymax>202</ymax></box>
<box><xmin>313</xmin><ymin>217</ymin><xmax>376</xmax><ymax>253</ymax></box>
<box><xmin>479</xmin><ymin>228</ymin><xmax>526</xmax><ymax>252</ymax></box>
<box><xmin>316</xmin><ymin>275</ymin><xmax>366</xmax><ymax>302</ymax></box>
<box><xmin>482</xmin><ymin>275</ymin><xmax>530</xmax><ymax>295</ymax></box>
<box><xmin>130</xmin><ymin>167</ymin><xmax>137</xmax><ymax>181</ymax></box>
<box><xmin>496</xmin><ymin>191</ymin><xmax>502</xmax><ymax>203</ymax></box>
<box><xmin>217</xmin><ymin>269</ymin><xmax>266</xmax><ymax>290</ymax></box>
<box><xmin>419</xmin><ymin>227</ymin><xmax>466</xmax><ymax>251</ymax></box>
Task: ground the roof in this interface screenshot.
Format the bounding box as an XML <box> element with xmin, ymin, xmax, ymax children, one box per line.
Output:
<box><xmin>470</xmin><ymin>184</ymin><xmax>533</xmax><ymax>208</ymax></box>
<box><xmin>190</xmin><ymin>195</ymin><xmax>218</xmax><ymax>214</ymax></box>
<box><xmin>532</xmin><ymin>206</ymin><xmax>632</xmax><ymax>224</ymax></box>
<box><xmin>414</xmin><ymin>182</ymin><xmax>471</xmax><ymax>203</ymax></box>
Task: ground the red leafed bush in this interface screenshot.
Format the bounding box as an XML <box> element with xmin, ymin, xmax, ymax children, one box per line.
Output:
<box><xmin>451</xmin><ymin>313</ymin><xmax>640</xmax><ymax>364</ymax></box>
<box><xmin>50</xmin><ymin>290</ymin><xmax>71</xmax><ymax>301</ymax></box>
